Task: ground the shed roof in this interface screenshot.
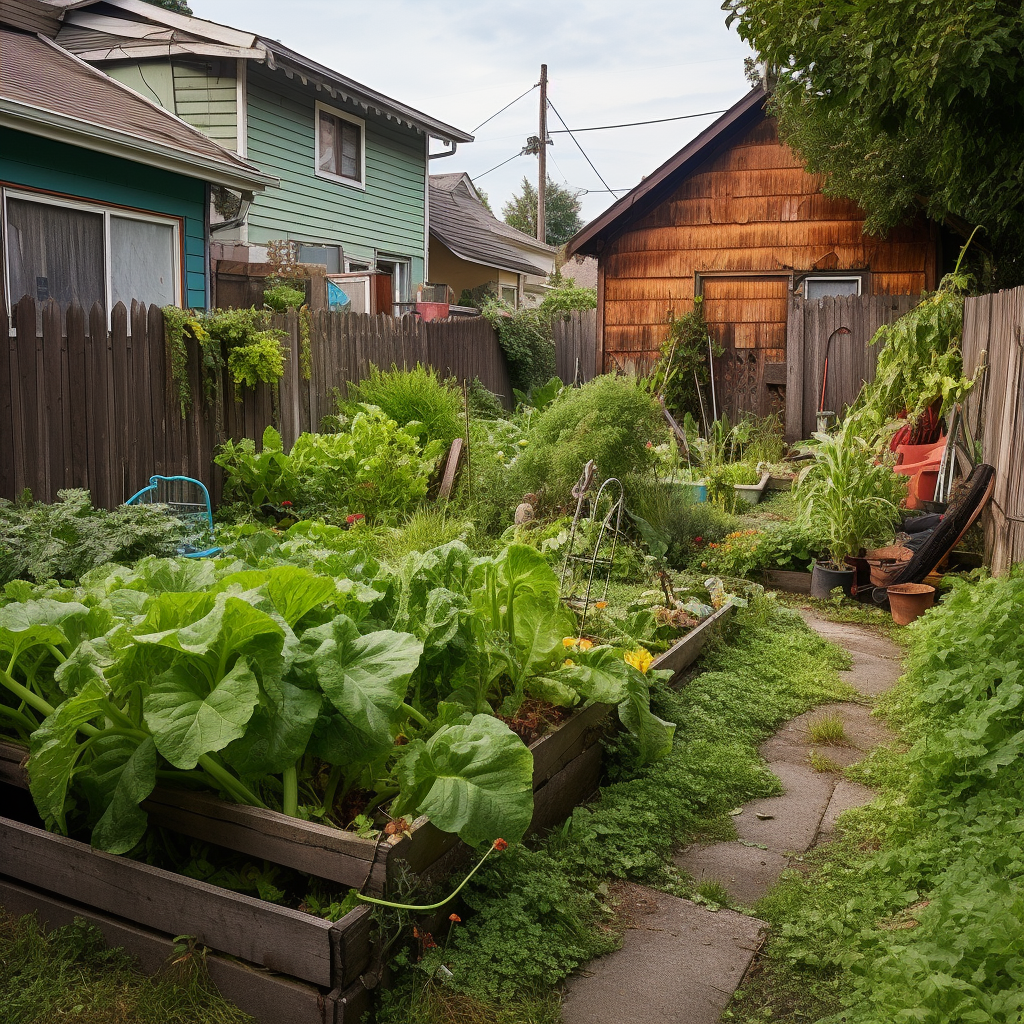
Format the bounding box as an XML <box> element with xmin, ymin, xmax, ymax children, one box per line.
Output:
<box><xmin>0</xmin><ymin>27</ymin><xmax>277</xmax><ymax>192</ymax></box>
<box><xmin>429</xmin><ymin>175</ymin><xmax>555</xmax><ymax>278</ymax></box>
<box><xmin>566</xmin><ymin>86</ymin><xmax>768</xmax><ymax>258</ymax></box>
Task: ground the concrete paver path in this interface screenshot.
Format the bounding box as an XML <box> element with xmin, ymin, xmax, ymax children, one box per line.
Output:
<box><xmin>562</xmin><ymin>610</ymin><xmax>902</xmax><ymax>1024</ymax></box>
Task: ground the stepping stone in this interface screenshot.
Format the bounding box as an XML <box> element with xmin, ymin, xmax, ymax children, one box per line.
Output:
<box><xmin>734</xmin><ymin>762</ymin><xmax>835</xmax><ymax>854</ymax></box>
<box><xmin>760</xmin><ymin>702</ymin><xmax>895</xmax><ymax>768</ymax></box>
<box><xmin>816</xmin><ymin>778</ymin><xmax>876</xmax><ymax>844</ymax></box>
<box><xmin>561</xmin><ymin>885</ymin><xmax>766</xmax><ymax>1024</ymax></box>
<box><xmin>674</xmin><ymin>842</ymin><xmax>790</xmax><ymax>906</ymax></box>
<box><xmin>798</xmin><ymin>613</ymin><xmax>903</xmax><ymax>696</ymax></box>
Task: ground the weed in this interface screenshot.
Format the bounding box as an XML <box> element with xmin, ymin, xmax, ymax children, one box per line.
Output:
<box><xmin>807</xmin><ymin>712</ymin><xmax>847</xmax><ymax>745</ymax></box>
<box><xmin>807</xmin><ymin>750</ymin><xmax>846</xmax><ymax>774</ymax></box>
<box><xmin>695</xmin><ymin>879</ymin><xmax>732</xmax><ymax>907</ymax></box>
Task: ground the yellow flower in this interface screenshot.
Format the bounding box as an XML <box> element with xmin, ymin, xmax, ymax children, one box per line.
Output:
<box><xmin>578</xmin><ymin>638</ymin><xmax>594</xmax><ymax>651</ymax></box>
<box><xmin>624</xmin><ymin>647</ymin><xmax>654</xmax><ymax>674</ymax></box>
<box><xmin>563</xmin><ymin>658</ymin><xmax>575</xmax><ymax>667</ymax></box>
<box><xmin>563</xmin><ymin>637</ymin><xmax>594</xmax><ymax>651</ymax></box>
<box><xmin>562</xmin><ymin>637</ymin><xmax>577</xmax><ymax>648</ymax></box>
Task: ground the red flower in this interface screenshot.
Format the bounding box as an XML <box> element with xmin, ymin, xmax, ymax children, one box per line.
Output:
<box><xmin>493</xmin><ymin>838</ymin><xmax>508</xmax><ymax>851</ymax></box>
<box><xmin>345</xmin><ymin>513</ymin><xmax>365</xmax><ymax>524</ymax></box>
<box><xmin>281</xmin><ymin>500</ymin><xmax>293</xmax><ymax>507</ymax></box>
<box><xmin>646</xmin><ymin>441</ymin><xmax>653</xmax><ymax>449</ymax></box>
<box><xmin>449</xmin><ymin>913</ymin><xmax>461</xmax><ymax>923</ymax></box>
<box><xmin>693</xmin><ymin>536</ymin><xmax>703</xmax><ymax>545</ymax></box>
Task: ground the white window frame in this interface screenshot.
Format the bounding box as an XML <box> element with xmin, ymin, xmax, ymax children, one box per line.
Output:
<box><xmin>1</xmin><ymin>186</ymin><xmax>182</xmax><ymax>322</ymax></box>
<box><xmin>802</xmin><ymin>275</ymin><xmax>863</xmax><ymax>299</ymax></box>
<box><xmin>314</xmin><ymin>101</ymin><xmax>366</xmax><ymax>190</ymax></box>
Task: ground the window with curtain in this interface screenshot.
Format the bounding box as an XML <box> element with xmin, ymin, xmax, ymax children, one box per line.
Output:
<box><xmin>316</xmin><ymin>104</ymin><xmax>364</xmax><ymax>185</ymax></box>
<box><xmin>5</xmin><ymin>197</ymin><xmax>105</xmax><ymax>310</ymax></box>
<box><xmin>3</xmin><ymin>191</ymin><xmax>180</xmax><ymax>321</ymax></box>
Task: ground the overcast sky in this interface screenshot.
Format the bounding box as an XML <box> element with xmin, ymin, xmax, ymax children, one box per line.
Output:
<box><xmin>203</xmin><ymin>0</ymin><xmax>756</xmax><ymax>225</ymax></box>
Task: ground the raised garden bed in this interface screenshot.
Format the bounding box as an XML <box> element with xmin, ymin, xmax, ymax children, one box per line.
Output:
<box><xmin>649</xmin><ymin>602</ymin><xmax>735</xmax><ymax>681</ymax></box>
<box><xmin>762</xmin><ymin>569</ymin><xmax>813</xmax><ymax>594</ymax></box>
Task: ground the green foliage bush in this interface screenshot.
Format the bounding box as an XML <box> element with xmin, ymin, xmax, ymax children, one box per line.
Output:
<box><xmin>514</xmin><ymin>375</ymin><xmax>666</xmax><ymax>507</ymax></box>
<box><xmin>346</xmin><ymin>364</ymin><xmax>464</xmax><ymax>447</ymax></box>
<box><xmin>481</xmin><ymin>301</ymin><xmax>555</xmax><ymax>396</ymax></box>
<box><xmin>649</xmin><ymin>296</ymin><xmax>720</xmax><ymax>422</ymax></box>
<box><xmin>262</xmin><ymin>283</ymin><xmax>306</xmax><ymax>312</ymax></box>
<box><xmin>537</xmin><ymin>283</ymin><xmax>596</xmax><ymax>323</ymax></box>
<box><xmin>0</xmin><ymin>489</ymin><xmax>182</xmax><ymax>585</ymax></box>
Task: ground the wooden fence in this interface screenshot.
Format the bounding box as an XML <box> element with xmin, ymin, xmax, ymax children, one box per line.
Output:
<box><xmin>553</xmin><ymin>308</ymin><xmax>598</xmax><ymax>386</ymax></box>
<box><xmin>961</xmin><ymin>286</ymin><xmax>1024</xmax><ymax>573</ymax></box>
<box><xmin>785</xmin><ymin>293</ymin><xmax>921</xmax><ymax>441</ymax></box>
<box><xmin>1</xmin><ymin>297</ymin><xmax>511</xmax><ymax>509</ymax></box>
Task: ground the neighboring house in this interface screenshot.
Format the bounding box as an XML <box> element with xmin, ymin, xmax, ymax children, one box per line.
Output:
<box><xmin>0</xmin><ymin>0</ymin><xmax>275</xmax><ymax>318</ymax></box>
<box><xmin>46</xmin><ymin>0</ymin><xmax>473</xmax><ymax>310</ymax></box>
<box><xmin>557</xmin><ymin>253</ymin><xmax>598</xmax><ymax>291</ymax></box>
<box><xmin>566</xmin><ymin>86</ymin><xmax>953</xmax><ymax>417</ymax></box>
<box><xmin>429</xmin><ymin>172</ymin><xmax>556</xmax><ymax>308</ymax></box>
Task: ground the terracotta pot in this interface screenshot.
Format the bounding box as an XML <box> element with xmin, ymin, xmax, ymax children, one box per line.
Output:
<box><xmin>865</xmin><ymin>545</ymin><xmax>913</xmax><ymax>586</ymax></box>
<box><xmin>887</xmin><ymin>583</ymin><xmax>935</xmax><ymax>625</ymax></box>
<box><xmin>810</xmin><ymin>561</ymin><xmax>855</xmax><ymax>599</ymax></box>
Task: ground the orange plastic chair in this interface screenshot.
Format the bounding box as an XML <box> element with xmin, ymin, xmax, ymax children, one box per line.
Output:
<box><xmin>894</xmin><ymin>438</ymin><xmax>947</xmax><ymax>509</ymax></box>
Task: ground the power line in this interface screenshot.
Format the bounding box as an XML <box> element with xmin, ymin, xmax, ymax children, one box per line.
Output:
<box><xmin>473</xmin><ymin>150</ymin><xmax>525</xmax><ymax>180</ymax></box>
<box><xmin>546</xmin><ymin>97</ymin><xmax>615</xmax><ymax>196</ymax></box>
<box><xmin>471</xmin><ymin>84</ymin><xmax>538</xmax><ymax>134</ymax></box>
<box><xmin>548</xmin><ymin>108</ymin><xmax>728</xmax><ymax>133</ymax></box>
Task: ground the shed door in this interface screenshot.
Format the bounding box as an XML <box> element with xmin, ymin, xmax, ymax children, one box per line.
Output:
<box><xmin>702</xmin><ymin>275</ymin><xmax>788</xmax><ymax>421</ymax></box>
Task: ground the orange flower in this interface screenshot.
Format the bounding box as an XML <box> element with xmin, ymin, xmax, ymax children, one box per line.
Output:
<box><xmin>594</xmin><ymin>601</ymin><xmax>608</xmax><ymax>610</ymax></box>
<box><xmin>449</xmin><ymin>913</ymin><xmax>461</xmax><ymax>923</ymax></box>
<box><xmin>493</xmin><ymin>838</ymin><xmax>508</xmax><ymax>851</ymax></box>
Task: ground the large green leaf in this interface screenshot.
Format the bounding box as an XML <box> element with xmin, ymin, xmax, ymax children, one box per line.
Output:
<box><xmin>0</xmin><ymin>598</ymin><xmax>89</xmax><ymax>661</ymax></box>
<box><xmin>54</xmin><ymin>637</ymin><xmax>116</xmax><ymax>696</ymax></box>
<box><xmin>143</xmin><ymin>658</ymin><xmax>260</xmax><ymax>769</ymax></box>
<box><xmin>395</xmin><ymin>714</ymin><xmax>534</xmax><ymax>847</ymax></box>
<box><xmin>28</xmin><ymin>681</ymin><xmax>108</xmax><ymax>831</ymax></box>
<box><xmin>617</xmin><ymin>672</ymin><xmax>675</xmax><ymax>763</ymax></box>
<box><xmin>90</xmin><ymin>737</ymin><xmax>157</xmax><ymax>854</ymax></box>
<box><xmin>308</xmin><ymin>615</ymin><xmax>423</xmax><ymax>742</ymax></box>
<box><xmin>213</xmin><ymin>566</ymin><xmax>338</xmax><ymax>629</ymax></box>
<box><xmin>511</xmin><ymin>600</ymin><xmax>574</xmax><ymax>684</ymax></box>
<box><xmin>497</xmin><ymin>544</ymin><xmax>560</xmax><ymax>607</ymax></box>
<box><xmin>222</xmin><ymin>679</ymin><xmax>321</xmax><ymax>776</ymax></box>
<box><xmin>309</xmin><ymin>710</ymin><xmax>394</xmax><ymax>769</ymax></box>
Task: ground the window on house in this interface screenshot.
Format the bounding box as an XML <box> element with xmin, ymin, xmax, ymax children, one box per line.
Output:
<box><xmin>376</xmin><ymin>256</ymin><xmax>411</xmax><ymax>304</ymax></box>
<box><xmin>500</xmin><ymin>284</ymin><xmax>518</xmax><ymax>307</ymax></box>
<box><xmin>316</xmin><ymin>102</ymin><xmax>365</xmax><ymax>187</ymax></box>
<box><xmin>3</xmin><ymin>190</ymin><xmax>180</xmax><ymax>320</ymax></box>
<box><xmin>803</xmin><ymin>276</ymin><xmax>862</xmax><ymax>299</ymax></box>
<box><xmin>297</xmin><ymin>244</ymin><xmax>343</xmax><ymax>274</ymax></box>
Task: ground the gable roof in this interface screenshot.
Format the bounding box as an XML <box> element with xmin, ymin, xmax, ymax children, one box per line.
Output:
<box><xmin>566</xmin><ymin>86</ymin><xmax>768</xmax><ymax>258</ymax></box>
<box><xmin>49</xmin><ymin>0</ymin><xmax>472</xmax><ymax>144</ymax></box>
<box><xmin>429</xmin><ymin>175</ymin><xmax>555</xmax><ymax>278</ymax></box>
<box><xmin>0</xmin><ymin>27</ymin><xmax>277</xmax><ymax>192</ymax></box>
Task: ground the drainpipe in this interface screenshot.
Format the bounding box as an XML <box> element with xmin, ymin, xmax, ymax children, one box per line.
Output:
<box><xmin>428</xmin><ymin>140</ymin><xmax>459</xmax><ymax>160</ymax></box>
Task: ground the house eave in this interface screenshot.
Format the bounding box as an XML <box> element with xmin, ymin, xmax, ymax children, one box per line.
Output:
<box><xmin>0</xmin><ymin>97</ymin><xmax>278</xmax><ymax>192</ymax></box>
<box><xmin>431</xmin><ymin>232</ymin><xmax>545</xmax><ymax>278</ymax></box>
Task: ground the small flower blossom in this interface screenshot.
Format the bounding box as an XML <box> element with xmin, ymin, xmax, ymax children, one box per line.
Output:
<box><xmin>280</xmin><ymin>500</ymin><xmax>293</xmax><ymax>507</ymax></box>
<box><xmin>493</xmin><ymin>838</ymin><xmax>508</xmax><ymax>851</ymax></box>
<box><xmin>563</xmin><ymin>658</ymin><xmax>575</xmax><ymax>667</ymax></box>
<box><xmin>594</xmin><ymin>601</ymin><xmax>608</xmax><ymax>609</ymax></box>
<box><xmin>624</xmin><ymin>647</ymin><xmax>654</xmax><ymax>674</ymax></box>
<box><xmin>449</xmin><ymin>913</ymin><xmax>461</xmax><ymax>923</ymax></box>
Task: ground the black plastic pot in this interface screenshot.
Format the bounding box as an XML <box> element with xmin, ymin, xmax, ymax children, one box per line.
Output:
<box><xmin>810</xmin><ymin>560</ymin><xmax>855</xmax><ymax>599</ymax></box>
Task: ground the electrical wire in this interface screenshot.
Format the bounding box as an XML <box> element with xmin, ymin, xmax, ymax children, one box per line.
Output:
<box><xmin>546</xmin><ymin>98</ymin><xmax>615</xmax><ymax>196</ymax></box>
<box><xmin>548</xmin><ymin>108</ymin><xmax>728</xmax><ymax>133</ymax></box>
<box><xmin>470</xmin><ymin>84</ymin><xmax>538</xmax><ymax>134</ymax></box>
<box><xmin>473</xmin><ymin>150</ymin><xmax>525</xmax><ymax>180</ymax></box>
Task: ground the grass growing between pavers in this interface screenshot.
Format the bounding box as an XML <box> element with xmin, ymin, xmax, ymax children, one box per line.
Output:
<box><xmin>376</xmin><ymin>596</ymin><xmax>854</xmax><ymax>1023</ymax></box>
<box><xmin>0</xmin><ymin>912</ymin><xmax>254</xmax><ymax>1024</ymax></box>
<box><xmin>728</xmin><ymin>572</ymin><xmax>1024</xmax><ymax>1024</ymax></box>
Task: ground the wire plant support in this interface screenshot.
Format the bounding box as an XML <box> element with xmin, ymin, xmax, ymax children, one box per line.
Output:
<box><xmin>558</xmin><ymin>465</ymin><xmax>626</xmax><ymax>638</ymax></box>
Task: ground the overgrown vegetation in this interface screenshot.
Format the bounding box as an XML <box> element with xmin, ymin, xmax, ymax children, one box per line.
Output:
<box><xmin>733</xmin><ymin>570</ymin><xmax>1024</xmax><ymax>1023</ymax></box>
<box><xmin>480</xmin><ymin>302</ymin><xmax>555</xmax><ymax>396</ymax></box>
<box><xmin>650</xmin><ymin>296</ymin><xmax>720</xmax><ymax>423</ymax></box>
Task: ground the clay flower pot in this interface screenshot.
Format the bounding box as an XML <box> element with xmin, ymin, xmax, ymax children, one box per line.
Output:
<box><xmin>887</xmin><ymin>582</ymin><xmax>935</xmax><ymax>625</ymax></box>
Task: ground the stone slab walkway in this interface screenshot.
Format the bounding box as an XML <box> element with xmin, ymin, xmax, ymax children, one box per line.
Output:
<box><xmin>561</xmin><ymin>610</ymin><xmax>902</xmax><ymax>1024</ymax></box>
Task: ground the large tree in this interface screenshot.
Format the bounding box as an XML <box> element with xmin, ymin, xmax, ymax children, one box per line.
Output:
<box><xmin>724</xmin><ymin>1</ymin><xmax>1024</xmax><ymax>285</ymax></box>
<box><xmin>502</xmin><ymin>177</ymin><xmax>584</xmax><ymax>247</ymax></box>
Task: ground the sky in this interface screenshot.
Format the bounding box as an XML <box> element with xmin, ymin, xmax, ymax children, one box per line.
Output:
<box><xmin>203</xmin><ymin>0</ymin><xmax>757</xmax><ymax>226</ymax></box>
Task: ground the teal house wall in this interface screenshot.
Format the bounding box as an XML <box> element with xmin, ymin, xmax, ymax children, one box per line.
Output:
<box><xmin>0</xmin><ymin>127</ymin><xmax>208</xmax><ymax>307</ymax></box>
<box><xmin>246</xmin><ymin>65</ymin><xmax>426</xmax><ymax>283</ymax></box>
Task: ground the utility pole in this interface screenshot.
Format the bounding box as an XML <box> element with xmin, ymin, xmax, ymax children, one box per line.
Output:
<box><xmin>537</xmin><ymin>63</ymin><xmax>547</xmax><ymax>244</ymax></box>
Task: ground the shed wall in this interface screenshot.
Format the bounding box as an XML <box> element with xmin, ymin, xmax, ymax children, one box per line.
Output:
<box><xmin>601</xmin><ymin>117</ymin><xmax>938</xmax><ymax>372</ymax></box>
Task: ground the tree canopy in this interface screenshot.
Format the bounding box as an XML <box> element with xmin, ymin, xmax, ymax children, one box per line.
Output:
<box><xmin>502</xmin><ymin>177</ymin><xmax>584</xmax><ymax>247</ymax></box>
<box><xmin>724</xmin><ymin>0</ymin><xmax>1024</xmax><ymax>285</ymax></box>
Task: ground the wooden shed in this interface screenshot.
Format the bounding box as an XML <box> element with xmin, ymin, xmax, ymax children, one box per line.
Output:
<box><xmin>566</xmin><ymin>87</ymin><xmax>943</xmax><ymax>421</ymax></box>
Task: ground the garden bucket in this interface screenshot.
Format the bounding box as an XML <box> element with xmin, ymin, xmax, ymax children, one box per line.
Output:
<box><xmin>810</xmin><ymin>561</ymin><xmax>855</xmax><ymax>599</ymax></box>
<box><xmin>670</xmin><ymin>480</ymin><xmax>708</xmax><ymax>503</ymax></box>
<box><xmin>887</xmin><ymin>583</ymin><xmax>935</xmax><ymax>625</ymax></box>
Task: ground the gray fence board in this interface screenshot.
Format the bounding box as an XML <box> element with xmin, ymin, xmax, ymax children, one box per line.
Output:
<box><xmin>554</xmin><ymin>308</ymin><xmax>597</xmax><ymax>386</ymax></box>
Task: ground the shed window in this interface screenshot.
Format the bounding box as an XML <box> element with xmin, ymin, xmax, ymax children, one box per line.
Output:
<box><xmin>804</xmin><ymin>276</ymin><xmax>862</xmax><ymax>299</ymax></box>
<box><xmin>316</xmin><ymin>102</ymin><xmax>365</xmax><ymax>188</ymax></box>
<box><xmin>3</xmin><ymin>190</ymin><xmax>181</xmax><ymax>321</ymax></box>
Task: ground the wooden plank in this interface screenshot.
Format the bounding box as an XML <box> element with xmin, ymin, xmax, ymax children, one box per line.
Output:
<box><xmin>0</xmin><ymin>879</ymin><xmax>334</xmax><ymax>1024</ymax></box>
<box><xmin>529</xmin><ymin>702</ymin><xmax>611</xmax><ymax>785</ymax></box>
<box><xmin>329</xmin><ymin>905</ymin><xmax>374</xmax><ymax>988</ymax></box>
<box><xmin>0</xmin><ymin>816</ymin><xmax>336</xmax><ymax>986</ymax></box>
<box><xmin>142</xmin><ymin>788</ymin><xmax>391</xmax><ymax>892</ymax></box>
<box><xmin>65</xmin><ymin>303</ymin><xmax>89</xmax><ymax>490</ymax></box>
<box><xmin>530</xmin><ymin>742</ymin><xmax>603</xmax><ymax>834</ymax></box>
<box><xmin>110</xmin><ymin>303</ymin><xmax>131</xmax><ymax>503</ymax></box>
<box><xmin>0</xmin><ymin>740</ymin><xmax>28</xmax><ymax>790</ymax></box>
<box><xmin>436</xmin><ymin>437</ymin><xmax>464</xmax><ymax>501</ymax></box>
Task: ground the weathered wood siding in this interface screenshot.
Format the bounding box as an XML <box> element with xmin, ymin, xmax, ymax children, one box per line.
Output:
<box><xmin>961</xmin><ymin>286</ymin><xmax>1024</xmax><ymax>572</ymax></box>
<box><xmin>554</xmin><ymin>308</ymin><xmax>598</xmax><ymax>385</ymax></box>
<box><xmin>600</xmin><ymin>116</ymin><xmax>938</xmax><ymax>407</ymax></box>
<box><xmin>245</xmin><ymin>65</ymin><xmax>426</xmax><ymax>280</ymax></box>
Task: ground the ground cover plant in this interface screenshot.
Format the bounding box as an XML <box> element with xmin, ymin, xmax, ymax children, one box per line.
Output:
<box><xmin>374</xmin><ymin>596</ymin><xmax>855</xmax><ymax>1021</ymax></box>
<box><xmin>731</xmin><ymin>570</ymin><xmax>1024</xmax><ymax>1024</ymax></box>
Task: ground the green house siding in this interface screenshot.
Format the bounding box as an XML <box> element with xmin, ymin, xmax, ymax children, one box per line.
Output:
<box><xmin>245</xmin><ymin>66</ymin><xmax>426</xmax><ymax>281</ymax></box>
<box><xmin>0</xmin><ymin>127</ymin><xmax>208</xmax><ymax>307</ymax></box>
<box><xmin>107</xmin><ymin>61</ymin><xmax>239</xmax><ymax>153</ymax></box>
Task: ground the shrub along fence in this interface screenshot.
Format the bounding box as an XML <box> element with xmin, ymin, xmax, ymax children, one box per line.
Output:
<box><xmin>1</xmin><ymin>296</ymin><xmax>511</xmax><ymax>509</ymax></box>
<box><xmin>961</xmin><ymin>285</ymin><xmax>1024</xmax><ymax>572</ymax></box>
